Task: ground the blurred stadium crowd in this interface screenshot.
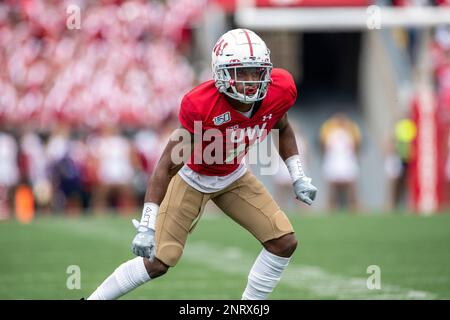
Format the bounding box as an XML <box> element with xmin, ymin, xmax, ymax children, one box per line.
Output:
<box><xmin>0</xmin><ymin>0</ymin><xmax>206</xmax><ymax>218</ymax></box>
<box><xmin>0</xmin><ymin>0</ymin><xmax>204</xmax><ymax>128</ymax></box>
<box><xmin>0</xmin><ymin>0</ymin><xmax>449</xmax><ymax>218</ymax></box>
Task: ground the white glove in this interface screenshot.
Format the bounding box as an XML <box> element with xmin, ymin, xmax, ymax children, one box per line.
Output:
<box><xmin>131</xmin><ymin>203</ymin><xmax>159</xmax><ymax>259</ymax></box>
<box><xmin>293</xmin><ymin>177</ymin><xmax>318</xmax><ymax>206</ymax></box>
<box><xmin>131</xmin><ymin>219</ymin><xmax>156</xmax><ymax>259</ymax></box>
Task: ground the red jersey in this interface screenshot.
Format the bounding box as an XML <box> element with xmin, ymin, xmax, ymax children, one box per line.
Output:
<box><xmin>178</xmin><ymin>68</ymin><xmax>297</xmax><ymax>176</ymax></box>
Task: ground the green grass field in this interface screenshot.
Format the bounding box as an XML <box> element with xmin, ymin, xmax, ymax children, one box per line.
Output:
<box><xmin>1</xmin><ymin>212</ymin><xmax>450</xmax><ymax>299</ymax></box>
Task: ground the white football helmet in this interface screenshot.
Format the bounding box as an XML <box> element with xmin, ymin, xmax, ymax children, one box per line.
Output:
<box><xmin>211</xmin><ymin>29</ymin><xmax>272</xmax><ymax>104</ymax></box>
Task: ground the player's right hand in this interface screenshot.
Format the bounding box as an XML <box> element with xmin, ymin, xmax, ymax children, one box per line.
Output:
<box><xmin>131</xmin><ymin>219</ymin><xmax>156</xmax><ymax>260</ymax></box>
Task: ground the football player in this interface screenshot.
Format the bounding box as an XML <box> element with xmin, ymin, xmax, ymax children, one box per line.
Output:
<box><xmin>88</xmin><ymin>29</ymin><xmax>317</xmax><ymax>300</ymax></box>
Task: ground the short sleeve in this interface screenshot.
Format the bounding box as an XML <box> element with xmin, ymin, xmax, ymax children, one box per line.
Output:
<box><xmin>286</xmin><ymin>71</ymin><xmax>298</xmax><ymax>106</ymax></box>
<box><xmin>273</xmin><ymin>68</ymin><xmax>298</xmax><ymax>110</ymax></box>
<box><xmin>178</xmin><ymin>95</ymin><xmax>201</xmax><ymax>134</ymax></box>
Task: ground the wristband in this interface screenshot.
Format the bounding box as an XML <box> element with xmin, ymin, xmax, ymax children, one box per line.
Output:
<box><xmin>140</xmin><ymin>202</ymin><xmax>159</xmax><ymax>230</ymax></box>
<box><xmin>285</xmin><ymin>154</ymin><xmax>306</xmax><ymax>183</ymax></box>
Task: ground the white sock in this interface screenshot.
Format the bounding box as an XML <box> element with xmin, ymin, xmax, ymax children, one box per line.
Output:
<box><xmin>87</xmin><ymin>257</ymin><xmax>151</xmax><ymax>300</ymax></box>
<box><xmin>242</xmin><ymin>248</ymin><xmax>291</xmax><ymax>300</ymax></box>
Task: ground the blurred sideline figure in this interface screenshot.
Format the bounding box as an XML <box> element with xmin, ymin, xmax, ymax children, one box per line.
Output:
<box><xmin>320</xmin><ymin>113</ymin><xmax>361</xmax><ymax>212</ymax></box>
<box><xmin>0</xmin><ymin>131</ymin><xmax>19</xmax><ymax>220</ymax></box>
<box><xmin>19</xmin><ymin>131</ymin><xmax>52</xmax><ymax>212</ymax></box>
<box><xmin>89</xmin><ymin>125</ymin><xmax>136</xmax><ymax>215</ymax></box>
<box><xmin>132</xmin><ymin>129</ymin><xmax>161</xmax><ymax>204</ymax></box>
<box><xmin>47</xmin><ymin>125</ymin><xmax>82</xmax><ymax>215</ymax></box>
<box><xmin>383</xmin><ymin>118</ymin><xmax>416</xmax><ymax>212</ymax></box>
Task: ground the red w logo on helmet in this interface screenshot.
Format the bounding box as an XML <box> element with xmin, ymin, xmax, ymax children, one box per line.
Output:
<box><xmin>213</xmin><ymin>39</ymin><xmax>228</xmax><ymax>56</ymax></box>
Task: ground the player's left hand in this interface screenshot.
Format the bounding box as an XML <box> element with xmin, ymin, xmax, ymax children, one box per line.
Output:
<box><xmin>293</xmin><ymin>177</ymin><xmax>317</xmax><ymax>205</ymax></box>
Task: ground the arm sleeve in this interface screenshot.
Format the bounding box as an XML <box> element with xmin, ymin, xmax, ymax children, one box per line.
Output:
<box><xmin>178</xmin><ymin>95</ymin><xmax>201</xmax><ymax>134</ymax></box>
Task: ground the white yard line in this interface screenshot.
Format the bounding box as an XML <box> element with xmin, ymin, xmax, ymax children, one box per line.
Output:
<box><xmin>184</xmin><ymin>242</ymin><xmax>437</xmax><ymax>300</ymax></box>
